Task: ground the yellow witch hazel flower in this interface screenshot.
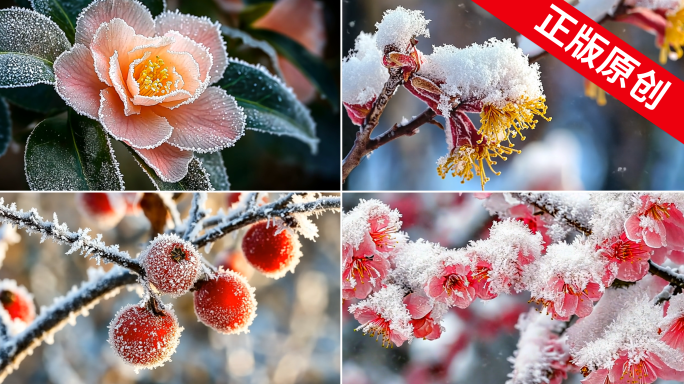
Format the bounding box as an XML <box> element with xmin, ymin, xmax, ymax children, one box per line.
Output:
<box><xmin>619</xmin><ymin>0</ymin><xmax>684</xmax><ymax>64</ymax></box>
<box><xmin>415</xmin><ymin>38</ymin><xmax>551</xmax><ymax>190</ymax></box>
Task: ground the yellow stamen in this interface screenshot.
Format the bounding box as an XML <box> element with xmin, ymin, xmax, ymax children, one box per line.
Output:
<box><xmin>478</xmin><ymin>96</ymin><xmax>551</xmax><ymax>147</ymax></box>
<box><xmin>437</xmin><ymin>142</ymin><xmax>520</xmax><ymax>190</ymax></box>
<box><xmin>660</xmin><ymin>7</ymin><xmax>684</xmax><ymax>64</ymax></box>
<box><xmin>584</xmin><ymin>80</ymin><xmax>607</xmax><ymax>106</ymax></box>
<box><xmin>135</xmin><ymin>55</ymin><xmax>174</xmax><ymax>97</ymax></box>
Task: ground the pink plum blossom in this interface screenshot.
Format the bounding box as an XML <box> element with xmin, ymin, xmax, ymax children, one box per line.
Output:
<box><xmin>426</xmin><ymin>261</ymin><xmax>493</xmax><ymax>308</ymax></box>
<box><xmin>53</xmin><ymin>0</ymin><xmax>245</xmax><ymax>182</ymax></box>
<box><xmin>352</xmin><ymin>306</ymin><xmax>410</xmax><ymax>348</ymax></box>
<box><xmin>403</xmin><ymin>293</ymin><xmax>441</xmax><ymax>340</ymax></box>
<box><xmin>625</xmin><ymin>196</ymin><xmax>684</xmax><ymax>249</ymax></box>
<box><xmin>532</xmin><ymin>277</ymin><xmax>602</xmax><ymax>321</ymax></box>
<box><xmin>599</xmin><ymin>233</ymin><xmax>653</xmax><ymax>282</ymax></box>
<box><xmin>583</xmin><ymin>352</ymin><xmax>684</xmax><ymax>384</ymax></box>
<box><xmin>342</xmin><ymin>234</ymin><xmax>390</xmax><ymax>300</ymax></box>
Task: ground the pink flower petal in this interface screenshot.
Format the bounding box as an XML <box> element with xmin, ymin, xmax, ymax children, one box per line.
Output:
<box><xmin>643</xmin><ymin>225</ymin><xmax>665</xmax><ymax>248</ymax></box>
<box><xmin>252</xmin><ymin>0</ymin><xmax>325</xmax><ymax>55</ymax></box>
<box><xmin>617</xmin><ymin>259</ymin><xmax>649</xmax><ymax>281</ymax></box>
<box><xmin>132</xmin><ymin>143</ymin><xmax>193</xmax><ymax>183</ymax></box>
<box><xmin>575</xmin><ymin>295</ymin><xmax>594</xmax><ymax>318</ymax></box>
<box><xmin>581</xmin><ymin>369</ymin><xmax>609</xmax><ymax>384</ymax></box>
<box><xmin>54</xmin><ymin>44</ymin><xmax>107</xmax><ymax>119</ymax></box>
<box><xmin>624</xmin><ymin>214</ymin><xmax>643</xmax><ymax>242</ymax></box>
<box><xmin>155</xmin><ymin>11</ymin><xmax>228</xmax><ymax>81</ymax></box>
<box><xmin>75</xmin><ymin>0</ymin><xmax>155</xmax><ymax>46</ymax></box>
<box><xmin>558</xmin><ymin>293</ymin><xmax>578</xmax><ymax>318</ymax></box>
<box><xmin>109</xmin><ymin>52</ymin><xmax>141</xmax><ymax>116</ymax></box>
<box><xmin>163</xmin><ymin>31</ymin><xmax>212</xmax><ymax>83</ymax></box>
<box><xmin>353</xmin><ymin>280</ymin><xmax>373</xmax><ymax>300</ymax></box>
<box><xmin>90</xmin><ymin>18</ymin><xmax>155</xmax><ymax>86</ymax></box>
<box><xmin>426</xmin><ymin>276</ymin><xmax>445</xmax><ymax>300</ymax></box>
<box><xmin>152</xmin><ymin>87</ymin><xmax>245</xmax><ymax>152</ymax></box>
<box><xmin>99</xmin><ymin>88</ymin><xmax>173</xmax><ymax>149</ymax></box>
<box><xmin>667</xmin><ymin>249</ymin><xmax>684</xmax><ymax>264</ymax></box>
<box><xmin>403</xmin><ymin>293</ymin><xmax>432</xmax><ymax>319</ymax></box>
<box><xmin>353</xmin><ymin>308</ymin><xmax>377</xmax><ymax>325</ymax></box>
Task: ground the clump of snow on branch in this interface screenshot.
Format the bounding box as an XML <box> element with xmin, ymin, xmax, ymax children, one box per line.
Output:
<box><xmin>374</xmin><ymin>6</ymin><xmax>430</xmax><ymax>53</ymax></box>
<box><xmin>419</xmin><ymin>38</ymin><xmax>544</xmax><ymax>109</ymax></box>
<box><xmin>342</xmin><ymin>198</ymin><xmax>402</xmax><ymax>250</ymax></box>
<box><xmin>506</xmin><ymin>309</ymin><xmax>569</xmax><ymax>384</ymax></box>
<box><xmin>342</xmin><ymin>33</ymin><xmax>388</xmax><ymax>105</ymax></box>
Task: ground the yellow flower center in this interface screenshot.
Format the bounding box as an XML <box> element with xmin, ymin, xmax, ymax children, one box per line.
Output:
<box><xmin>478</xmin><ymin>97</ymin><xmax>551</xmax><ymax>147</ymax></box>
<box><xmin>661</xmin><ymin>7</ymin><xmax>684</xmax><ymax>64</ymax></box>
<box><xmin>584</xmin><ymin>80</ymin><xmax>607</xmax><ymax>106</ymax></box>
<box><xmin>437</xmin><ymin>142</ymin><xmax>520</xmax><ymax>190</ymax></box>
<box><xmin>135</xmin><ymin>55</ymin><xmax>174</xmax><ymax>97</ymax></box>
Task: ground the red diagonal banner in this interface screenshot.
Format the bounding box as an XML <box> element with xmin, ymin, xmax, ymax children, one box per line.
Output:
<box><xmin>471</xmin><ymin>0</ymin><xmax>684</xmax><ymax>141</ymax></box>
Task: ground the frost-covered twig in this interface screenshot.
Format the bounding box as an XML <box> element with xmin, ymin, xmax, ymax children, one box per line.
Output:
<box><xmin>0</xmin><ymin>268</ymin><xmax>137</xmax><ymax>381</ymax></box>
<box><xmin>0</xmin><ymin>200</ymin><xmax>143</xmax><ymax>275</ymax></box>
<box><xmin>193</xmin><ymin>196</ymin><xmax>341</xmax><ymax>248</ymax></box>
<box><xmin>512</xmin><ymin>193</ymin><xmax>593</xmax><ymax>236</ymax></box>
<box><xmin>342</xmin><ymin>69</ymin><xmax>404</xmax><ymax>183</ymax></box>
<box><xmin>649</xmin><ymin>261</ymin><xmax>684</xmax><ymax>290</ymax></box>
<box><xmin>183</xmin><ymin>193</ymin><xmax>207</xmax><ymax>241</ymax></box>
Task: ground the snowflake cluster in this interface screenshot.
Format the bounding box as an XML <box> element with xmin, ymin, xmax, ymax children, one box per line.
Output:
<box><xmin>345</xmin><ymin>193</ymin><xmax>684</xmax><ymax>384</ymax></box>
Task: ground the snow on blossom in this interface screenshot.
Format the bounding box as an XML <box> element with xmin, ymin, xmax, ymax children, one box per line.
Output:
<box><xmin>342</xmin><ymin>33</ymin><xmax>388</xmax><ymax>108</ymax></box>
<box><xmin>349</xmin><ymin>284</ymin><xmax>413</xmax><ymax>348</ymax></box>
<box><xmin>588</xmin><ymin>193</ymin><xmax>637</xmax><ymax>241</ymax></box>
<box><xmin>598</xmin><ymin>233</ymin><xmax>653</xmax><ymax>282</ymax></box>
<box><xmin>374</xmin><ymin>7</ymin><xmax>430</xmax><ymax>54</ymax></box>
<box><xmin>625</xmin><ymin>194</ymin><xmax>684</xmax><ymax>249</ymax></box>
<box><xmin>419</xmin><ymin>39</ymin><xmax>543</xmax><ymax>110</ymax></box>
<box><xmin>506</xmin><ymin>309</ymin><xmax>570</xmax><ymax>384</ymax></box>
<box><xmin>660</xmin><ymin>293</ymin><xmax>684</xmax><ymax>352</ymax></box>
<box><xmin>525</xmin><ymin>240</ymin><xmax>607</xmax><ymax>320</ymax></box>
<box><xmin>342</xmin><ymin>199</ymin><xmax>402</xmax><ymax>251</ymax></box>
<box><xmin>53</xmin><ymin>0</ymin><xmax>245</xmax><ymax>182</ymax></box>
<box><xmin>342</xmin><ymin>234</ymin><xmax>390</xmax><ymax>300</ymax></box>
<box><xmin>572</xmin><ymin>292</ymin><xmax>684</xmax><ymax>383</ymax></box>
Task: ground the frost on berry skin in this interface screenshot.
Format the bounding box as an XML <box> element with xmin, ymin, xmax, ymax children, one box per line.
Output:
<box><xmin>107</xmin><ymin>304</ymin><xmax>182</xmax><ymax>371</ymax></box>
<box><xmin>193</xmin><ymin>268</ymin><xmax>257</xmax><ymax>335</ymax></box>
<box><xmin>141</xmin><ymin>234</ymin><xmax>202</xmax><ymax>296</ymax></box>
<box><xmin>0</xmin><ymin>279</ymin><xmax>35</xmax><ymax>335</ymax></box>
<box><xmin>241</xmin><ymin>220</ymin><xmax>302</xmax><ymax>280</ymax></box>
<box><xmin>342</xmin><ymin>33</ymin><xmax>388</xmax><ymax>108</ymax></box>
<box><xmin>374</xmin><ymin>6</ymin><xmax>430</xmax><ymax>54</ymax></box>
<box><xmin>506</xmin><ymin>309</ymin><xmax>570</xmax><ymax>384</ymax></box>
<box><xmin>75</xmin><ymin>193</ymin><xmax>127</xmax><ymax>230</ymax></box>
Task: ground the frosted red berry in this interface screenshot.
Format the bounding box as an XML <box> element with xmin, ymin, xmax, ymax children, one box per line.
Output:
<box><xmin>193</xmin><ymin>269</ymin><xmax>257</xmax><ymax>334</ymax></box>
<box><xmin>0</xmin><ymin>280</ymin><xmax>35</xmax><ymax>325</ymax></box>
<box><xmin>75</xmin><ymin>193</ymin><xmax>127</xmax><ymax>229</ymax></box>
<box><xmin>241</xmin><ymin>221</ymin><xmax>302</xmax><ymax>279</ymax></box>
<box><xmin>142</xmin><ymin>234</ymin><xmax>201</xmax><ymax>296</ymax></box>
<box><xmin>108</xmin><ymin>304</ymin><xmax>182</xmax><ymax>370</ymax></box>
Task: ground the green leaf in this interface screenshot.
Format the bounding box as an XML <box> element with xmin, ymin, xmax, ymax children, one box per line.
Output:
<box><xmin>247</xmin><ymin>28</ymin><xmax>339</xmax><ymax>110</ymax></box>
<box><xmin>0</xmin><ymin>8</ymin><xmax>71</xmax><ymax>88</ymax></box>
<box><xmin>221</xmin><ymin>26</ymin><xmax>283</xmax><ymax>78</ymax></box>
<box><xmin>196</xmin><ymin>152</ymin><xmax>230</xmax><ymax>190</ymax></box>
<box><xmin>0</xmin><ymin>99</ymin><xmax>10</xmax><ymax>157</ymax></box>
<box><xmin>0</xmin><ymin>83</ymin><xmax>66</xmax><ymax>113</ymax></box>
<box><xmin>31</xmin><ymin>0</ymin><xmax>165</xmax><ymax>43</ymax></box>
<box><xmin>216</xmin><ymin>58</ymin><xmax>318</xmax><ymax>153</ymax></box>
<box><xmin>239</xmin><ymin>2</ymin><xmax>273</xmax><ymax>26</ymax></box>
<box><xmin>126</xmin><ymin>147</ymin><xmax>214</xmax><ymax>191</ymax></box>
<box><xmin>138</xmin><ymin>0</ymin><xmax>166</xmax><ymax>17</ymax></box>
<box><xmin>24</xmin><ymin>110</ymin><xmax>125</xmax><ymax>190</ymax></box>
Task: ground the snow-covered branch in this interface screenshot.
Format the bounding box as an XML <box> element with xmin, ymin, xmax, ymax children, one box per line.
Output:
<box><xmin>193</xmin><ymin>195</ymin><xmax>341</xmax><ymax>248</ymax></box>
<box><xmin>512</xmin><ymin>193</ymin><xmax>593</xmax><ymax>236</ymax></box>
<box><xmin>0</xmin><ymin>199</ymin><xmax>143</xmax><ymax>275</ymax></box>
<box><xmin>0</xmin><ymin>267</ymin><xmax>137</xmax><ymax>382</ymax></box>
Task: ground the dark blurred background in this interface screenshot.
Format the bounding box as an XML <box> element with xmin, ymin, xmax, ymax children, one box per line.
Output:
<box><xmin>343</xmin><ymin>0</ymin><xmax>684</xmax><ymax>191</ymax></box>
<box><xmin>0</xmin><ymin>0</ymin><xmax>340</xmax><ymax>190</ymax></box>
<box><xmin>0</xmin><ymin>193</ymin><xmax>340</xmax><ymax>384</ymax></box>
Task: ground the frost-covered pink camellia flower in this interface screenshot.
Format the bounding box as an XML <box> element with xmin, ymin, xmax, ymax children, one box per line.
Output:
<box><xmin>403</xmin><ymin>293</ymin><xmax>441</xmax><ymax>340</ymax></box>
<box><xmin>625</xmin><ymin>196</ymin><xmax>684</xmax><ymax>249</ymax></box>
<box><xmin>53</xmin><ymin>0</ymin><xmax>245</xmax><ymax>182</ymax></box>
<box><xmin>342</xmin><ymin>234</ymin><xmax>390</xmax><ymax>300</ymax></box>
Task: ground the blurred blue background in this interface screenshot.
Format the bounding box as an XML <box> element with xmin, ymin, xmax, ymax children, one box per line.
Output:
<box><xmin>343</xmin><ymin>0</ymin><xmax>684</xmax><ymax>191</ymax></box>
